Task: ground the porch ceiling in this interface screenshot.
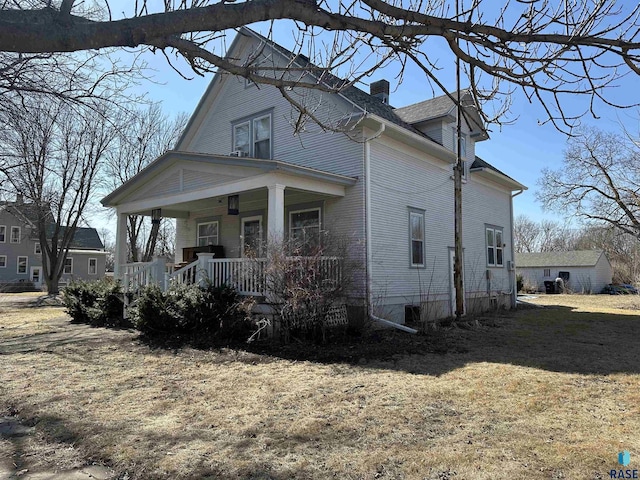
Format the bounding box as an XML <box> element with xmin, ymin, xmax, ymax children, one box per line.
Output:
<box><xmin>102</xmin><ymin>151</ymin><xmax>357</xmax><ymax>216</ymax></box>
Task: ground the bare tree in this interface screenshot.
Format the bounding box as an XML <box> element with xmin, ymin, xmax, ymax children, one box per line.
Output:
<box><xmin>1</xmin><ymin>2</ymin><xmax>640</xmax><ymax>130</ymax></box>
<box><xmin>0</xmin><ymin>99</ymin><xmax>119</xmax><ymax>294</ymax></box>
<box><xmin>103</xmin><ymin>104</ymin><xmax>187</xmax><ymax>262</ymax></box>
<box><xmin>574</xmin><ymin>225</ymin><xmax>640</xmax><ymax>284</ymax></box>
<box><xmin>513</xmin><ymin>214</ymin><xmax>540</xmax><ymax>253</ymax></box>
<box><xmin>538</xmin><ymin>126</ymin><xmax>640</xmax><ymax>240</ymax></box>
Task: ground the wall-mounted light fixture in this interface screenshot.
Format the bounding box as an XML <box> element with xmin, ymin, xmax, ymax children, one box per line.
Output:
<box><xmin>228</xmin><ymin>195</ymin><xmax>239</xmax><ymax>215</ymax></box>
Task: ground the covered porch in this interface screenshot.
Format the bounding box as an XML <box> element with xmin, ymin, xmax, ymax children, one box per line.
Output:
<box><xmin>101</xmin><ymin>152</ymin><xmax>357</xmax><ymax>297</ymax></box>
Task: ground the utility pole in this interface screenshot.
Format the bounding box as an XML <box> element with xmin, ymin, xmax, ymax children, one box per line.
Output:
<box><xmin>453</xmin><ymin>0</ymin><xmax>464</xmax><ymax>320</ymax></box>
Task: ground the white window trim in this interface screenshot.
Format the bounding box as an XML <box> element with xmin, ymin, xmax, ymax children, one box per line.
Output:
<box><xmin>0</xmin><ymin>255</ymin><xmax>6</xmax><ymax>268</ymax></box>
<box><xmin>0</xmin><ymin>225</ymin><xmax>5</xmax><ymax>243</ymax></box>
<box><xmin>10</xmin><ymin>226</ymin><xmax>21</xmax><ymax>244</ymax></box>
<box><xmin>197</xmin><ymin>220</ymin><xmax>219</xmax><ymax>246</ymax></box>
<box><xmin>231</xmin><ymin>112</ymin><xmax>272</xmax><ymax>159</ymax></box>
<box><xmin>63</xmin><ymin>257</ymin><xmax>73</xmax><ymax>274</ymax></box>
<box><xmin>544</xmin><ymin>268</ymin><xmax>551</xmax><ymax>277</ymax></box>
<box><xmin>88</xmin><ymin>258</ymin><xmax>98</xmax><ymax>275</ymax></box>
<box><xmin>486</xmin><ymin>226</ymin><xmax>504</xmax><ymax>267</ymax></box>
<box><xmin>232</xmin><ymin>120</ymin><xmax>250</xmax><ymax>156</ymax></box>
<box><xmin>409</xmin><ymin>209</ymin><xmax>426</xmax><ymax>268</ymax></box>
<box><xmin>289</xmin><ymin>207</ymin><xmax>322</xmax><ymax>245</ymax></box>
<box><xmin>17</xmin><ymin>256</ymin><xmax>28</xmax><ymax>274</ymax></box>
<box><xmin>34</xmin><ymin>242</ymin><xmax>41</xmax><ymax>255</ymax></box>
<box><xmin>253</xmin><ymin>114</ymin><xmax>272</xmax><ymax>159</ymax></box>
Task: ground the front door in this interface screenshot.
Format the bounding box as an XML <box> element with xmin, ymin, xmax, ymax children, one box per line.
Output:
<box><xmin>241</xmin><ymin>216</ymin><xmax>263</xmax><ymax>257</ymax></box>
<box><xmin>30</xmin><ymin>266</ymin><xmax>41</xmax><ymax>287</ymax></box>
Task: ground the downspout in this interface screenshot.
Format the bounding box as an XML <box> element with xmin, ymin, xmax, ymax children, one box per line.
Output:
<box><xmin>364</xmin><ymin>122</ymin><xmax>418</xmax><ymax>334</ymax></box>
<box><xmin>510</xmin><ymin>189</ymin><xmax>524</xmax><ymax>308</ymax></box>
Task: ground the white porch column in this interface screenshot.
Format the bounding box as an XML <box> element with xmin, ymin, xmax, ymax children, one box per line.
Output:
<box><xmin>114</xmin><ymin>210</ymin><xmax>128</xmax><ymax>279</ymax></box>
<box><xmin>267</xmin><ymin>184</ymin><xmax>285</xmax><ymax>243</ymax></box>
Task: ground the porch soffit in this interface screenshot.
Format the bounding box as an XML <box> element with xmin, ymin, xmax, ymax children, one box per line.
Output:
<box><xmin>101</xmin><ymin>151</ymin><xmax>357</xmax><ymax>210</ymax></box>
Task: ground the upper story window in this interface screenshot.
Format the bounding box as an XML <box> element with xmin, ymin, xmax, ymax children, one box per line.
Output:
<box><xmin>197</xmin><ymin>221</ymin><xmax>219</xmax><ymax>246</ymax></box>
<box><xmin>409</xmin><ymin>209</ymin><xmax>425</xmax><ymax>267</ymax></box>
<box><xmin>486</xmin><ymin>226</ymin><xmax>504</xmax><ymax>267</ymax></box>
<box><xmin>34</xmin><ymin>242</ymin><xmax>41</xmax><ymax>255</ymax></box>
<box><xmin>88</xmin><ymin>258</ymin><xmax>98</xmax><ymax>275</ymax></box>
<box><xmin>0</xmin><ymin>225</ymin><xmax>5</xmax><ymax>243</ymax></box>
<box><xmin>232</xmin><ymin>112</ymin><xmax>272</xmax><ymax>159</ymax></box>
<box><xmin>289</xmin><ymin>208</ymin><xmax>321</xmax><ymax>253</ymax></box>
<box><xmin>10</xmin><ymin>226</ymin><xmax>20</xmax><ymax>243</ymax></box>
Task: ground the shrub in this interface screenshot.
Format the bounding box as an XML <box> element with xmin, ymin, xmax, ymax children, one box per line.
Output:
<box><xmin>63</xmin><ymin>279</ymin><xmax>128</xmax><ymax>328</ymax></box>
<box><xmin>132</xmin><ymin>283</ymin><xmax>208</xmax><ymax>335</ymax></box>
<box><xmin>131</xmin><ymin>282</ymin><xmax>252</xmax><ymax>339</ymax></box>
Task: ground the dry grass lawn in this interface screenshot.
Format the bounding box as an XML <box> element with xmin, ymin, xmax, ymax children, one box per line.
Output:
<box><xmin>1</xmin><ymin>293</ymin><xmax>640</xmax><ymax>479</ymax></box>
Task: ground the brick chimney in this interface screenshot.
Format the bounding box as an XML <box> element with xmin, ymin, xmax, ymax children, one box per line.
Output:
<box><xmin>370</xmin><ymin>79</ymin><xmax>390</xmax><ymax>104</ymax></box>
<box><xmin>15</xmin><ymin>193</ymin><xmax>23</xmax><ymax>204</ymax></box>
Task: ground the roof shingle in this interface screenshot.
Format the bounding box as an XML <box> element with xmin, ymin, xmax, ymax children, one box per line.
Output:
<box><xmin>516</xmin><ymin>250</ymin><xmax>606</xmax><ymax>268</ymax></box>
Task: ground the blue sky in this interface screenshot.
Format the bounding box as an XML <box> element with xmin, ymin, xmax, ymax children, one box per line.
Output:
<box><xmin>97</xmin><ymin>15</ymin><xmax>640</xmax><ymax>233</ymax></box>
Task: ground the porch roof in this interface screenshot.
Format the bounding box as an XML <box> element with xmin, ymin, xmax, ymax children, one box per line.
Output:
<box><xmin>101</xmin><ymin>151</ymin><xmax>358</xmax><ymax>212</ymax></box>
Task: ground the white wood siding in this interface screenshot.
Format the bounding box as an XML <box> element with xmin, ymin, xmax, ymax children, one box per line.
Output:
<box><xmin>368</xmin><ymin>134</ymin><xmax>513</xmax><ymax>322</ymax></box>
<box><xmin>183</xmin><ymin>36</ymin><xmax>363</xmax><ymax>178</ymax></box>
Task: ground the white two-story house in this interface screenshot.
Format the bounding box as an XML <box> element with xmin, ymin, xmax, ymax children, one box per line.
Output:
<box><xmin>102</xmin><ymin>27</ymin><xmax>526</xmax><ymax>325</ymax></box>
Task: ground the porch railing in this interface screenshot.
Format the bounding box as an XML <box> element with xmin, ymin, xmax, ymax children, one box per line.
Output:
<box><xmin>121</xmin><ymin>259</ymin><xmax>169</xmax><ymax>317</ymax></box>
<box><xmin>121</xmin><ymin>255</ymin><xmax>342</xmax><ymax>303</ymax></box>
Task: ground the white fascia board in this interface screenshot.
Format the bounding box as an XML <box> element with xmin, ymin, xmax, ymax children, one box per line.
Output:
<box><xmin>116</xmin><ymin>171</ymin><xmax>347</xmax><ymax>215</ymax></box>
<box><xmin>470</xmin><ymin>167</ymin><xmax>527</xmax><ymax>191</ymax></box>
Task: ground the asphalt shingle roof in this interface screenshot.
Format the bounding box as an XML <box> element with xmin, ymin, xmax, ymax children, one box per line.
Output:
<box><xmin>2</xmin><ymin>200</ymin><xmax>103</xmax><ymax>250</ymax></box>
<box><xmin>394</xmin><ymin>95</ymin><xmax>456</xmax><ymax>124</ymax></box>
<box><xmin>46</xmin><ymin>225</ymin><xmax>105</xmax><ymax>250</ymax></box>
<box><xmin>516</xmin><ymin>250</ymin><xmax>605</xmax><ymax>268</ymax></box>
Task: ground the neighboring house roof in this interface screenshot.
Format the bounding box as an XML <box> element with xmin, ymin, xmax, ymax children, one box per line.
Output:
<box><xmin>516</xmin><ymin>250</ymin><xmax>607</xmax><ymax>268</ymax></box>
<box><xmin>1</xmin><ymin>199</ymin><xmax>103</xmax><ymax>250</ymax></box>
<box><xmin>0</xmin><ymin>200</ymin><xmax>51</xmax><ymax>227</ymax></box>
<box><xmin>45</xmin><ymin>225</ymin><xmax>104</xmax><ymax>250</ymax></box>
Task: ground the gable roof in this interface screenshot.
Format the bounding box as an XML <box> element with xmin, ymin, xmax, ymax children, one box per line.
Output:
<box><xmin>1</xmin><ymin>200</ymin><xmax>103</xmax><ymax>250</ymax></box>
<box><xmin>516</xmin><ymin>250</ymin><xmax>607</xmax><ymax>268</ymax></box>
<box><xmin>0</xmin><ymin>200</ymin><xmax>51</xmax><ymax>227</ymax></box>
<box><xmin>46</xmin><ymin>226</ymin><xmax>105</xmax><ymax>250</ymax></box>
<box><xmin>394</xmin><ymin>94</ymin><xmax>456</xmax><ymax>124</ymax></box>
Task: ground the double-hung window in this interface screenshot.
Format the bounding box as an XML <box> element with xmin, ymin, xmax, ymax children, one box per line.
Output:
<box><xmin>34</xmin><ymin>242</ymin><xmax>41</xmax><ymax>255</ymax></box>
<box><xmin>17</xmin><ymin>256</ymin><xmax>27</xmax><ymax>274</ymax></box>
<box><xmin>0</xmin><ymin>225</ymin><xmax>5</xmax><ymax>242</ymax></box>
<box><xmin>409</xmin><ymin>209</ymin><xmax>425</xmax><ymax>267</ymax></box>
<box><xmin>197</xmin><ymin>221</ymin><xmax>219</xmax><ymax>246</ymax></box>
<box><xmin>0</xmin><ymin>255</ymin><xmax>6</xmax><ymax>268</ymax></box>
<box><xmin>10</xmin><ymin>226</ymin><xmax>20</xmax><ymax>243</ymax></box>
<box><xmin>486</xmin><ymin>226</ymin><xmax>504</xmax><ymax>267</ymax></box>
<box><xmin>289</xmin><ymin>208</ymin><xmax>321</xmax><ymax>253</ymax></box>
<box><xmin>232</xmin><ymin>112</ymin><xmax>272</xmax><ymax>159</ymax></box>
<box><xmin>63</xmin><ymin>257</ymin><xmax>73</xmax><ymax>274</ymax></box>
<box><xmin>88</xmin><ymin>258</ymin><xmax>98</xmax><ymax>275</ymax></box>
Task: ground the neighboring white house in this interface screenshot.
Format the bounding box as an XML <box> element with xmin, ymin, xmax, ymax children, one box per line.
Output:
<box><xmin>516</xmin><ymin>250</ymin><xmax>613</xmax><ymax>294</ymax></box>
<box><xmin>102</xmin><ymin>27</ymin><xmax>526</xmax><ymax>325</ymax></box>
